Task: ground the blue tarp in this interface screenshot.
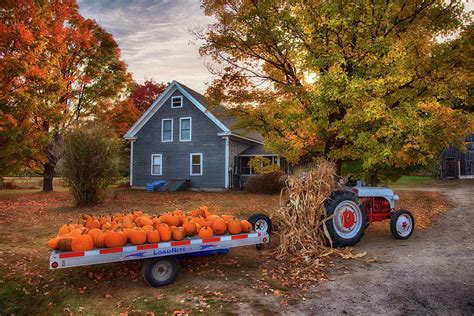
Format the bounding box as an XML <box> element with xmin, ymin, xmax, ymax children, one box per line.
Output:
<box><xmin>146</xmin><ymin>180</ymin><xmax>166</xmax><ymax>192</ymax></box>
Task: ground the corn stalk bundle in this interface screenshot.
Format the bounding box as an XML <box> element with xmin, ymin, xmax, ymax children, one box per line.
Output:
<box><xmin>272</xmin><ymin>159</ymin><xmax>341</xmax><ymax>260</ymax></box>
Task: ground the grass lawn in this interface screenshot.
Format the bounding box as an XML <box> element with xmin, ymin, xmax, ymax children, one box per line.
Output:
<box><xmin>0</xmin><ymin>187</ymin><xmax>451</xmax><ymax>315</ymax></box>
<box><xmin>387</xmin><ymin>175</ymin><xmax>437</xmax><ymax>187</ymax></box>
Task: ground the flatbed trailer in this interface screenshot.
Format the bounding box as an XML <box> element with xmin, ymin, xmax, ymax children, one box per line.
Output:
<box><xmin>50</xmin><ymin>214</ymin><xmax>271</xmax><ymax>287</ymax></box>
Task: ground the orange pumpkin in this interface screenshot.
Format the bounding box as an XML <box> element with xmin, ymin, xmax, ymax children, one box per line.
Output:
<box><xmin>211</xmin><ymin>219</ymin><xmax>227</xmax><ymax>235</ymax></box>
<box><xmin>227</xmin><ymin>219</ymin><xmax>242</xmax><ymax>235</ymax></box>
<box><xmin>171</xmin><ymin>226</ymin><xmax>186</xmax><ymax>241</ymax></box>
<box><xmin>104</xmin><ymin>231</ymin><xmax>127</xmax><ymax>248</ymax></box>
<box><xmin>48</xmin><ymin>236</ymin><xmax>60</xmax><ymax>250</ymax></box>
<box><xmin>138</xmin><ymin>217</ymin><xmax>154</xmax><ymax>227</ymax></box>
<box><xmin>198</xmin><ymin>226</ymin><xmax>213</xmax><ymax>239</ymax></box>
<box><xmin>241</xmin><ymin>220</ymin><xmax>252</xmax><ymax>233</ymax></box>
<box><xmin>141</xmin><ymin>224</ymin><xmax>154</xmax><ymax>232</ymax></box>
<box><xmin>123</xmin><ymin>228</ymin><xmax>134</xmax><ymax>241</ymax></box>
<box><xmin>122</xmin><ymin>222</ymin><xmax>135</xmax><ymax>229</ymax></box>
<box><xmin>183</xmin><ymin>221</ymin><xmax>197</xmax><ymax>236</ymax></box>
<box><xmin>165</xmin><ymin>213</ymin><xmax>180</xmax><ymax>226</ymax></box>
<box><xmin>206</xmin><ymin>215</ymin><xmax>220</xmax><ymax>222</ymax></box>
<box><xmin>193</xmin><ymin>217</ymin><xmax>207</xmax><ymax>227</ymax></box>
<box><xmin>158</xmin><ymin>223</ymin><xmax>172</xmax><ymax>242</ymax></box>
<box><xmin>172</xmin><ymin>209</ymin><xmax>183</xmax><ymax>216</ymax></box>
<box><xmin>58</xmin><ymin>224</ymin><xmax>70</xmax><ymax>236</ymax></box>
<box><xmin>221</xmin><ymin>215</ymin><xmax>235</xmax><ymax>222</ymax></box>
<box><xmin>101</xmin><ymin>222</ymin><xmax>112</xmax><ymax>231</ymax></box>
<box><xmin>93</xmin><ymin>231</ymin><xmax>106</xmax><ymax>248</ymax></box>
<box><xmin>71</xmin><ymin>233</ymin><xmax>94</xmax><ymax>252</ymax></box>
<box><xmin>57</xmin><ymin>234</ymin><xmax>73</xmax><ymax>251</ymax></box>
<box><xmin>129</xmin><ymin>229</ymin><xmax>147</xmax><ymax>245</ymax></box>
<box><xmin>194</xmin><ymin>222</ymin><xmax>201</xmax><ymax>232</ymax></box>
<box><xmin>85</xmin><ymin>219</ymin><xmax>101</xmax><ymax>229</ymax></box>
<box><xmin>70</xmin><ymin>228</ymin><xmax>85</xmax><ymax>238</ymax></box>
<box><xmin>147</xmin><ymin>229</ymin><xmax>160</xmax><ymax>243</ymax></box>
<box><xmin>87</xmin><ymin>228</ymin><xmax>102</xmax><ymax>239</ymax></box>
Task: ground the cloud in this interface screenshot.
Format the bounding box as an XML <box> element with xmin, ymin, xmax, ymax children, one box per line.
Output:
<box><xmin>78</xmin><ymin>0</ymin><xmax>216</xmax><ymax>93</ymax></box>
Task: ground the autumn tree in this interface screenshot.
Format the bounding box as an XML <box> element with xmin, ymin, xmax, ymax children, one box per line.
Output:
<box><xmin>0</xmin><ymin>0</ymin><xmax>129</xmax><ymax>190</ymax></box>
<box><xmin>198</xmin><ymin>0</ymin><xmax>473</xmax><ymax>185</ymax></box>
<box><xmin>103</xmin><ymin>79</ymin><xmax>167</xmax><ymax>137</ymax></box>
<box><xmin>130</xmin><ymin>79</ymin><xmax>167</xmax><ymax>114</ymax></box>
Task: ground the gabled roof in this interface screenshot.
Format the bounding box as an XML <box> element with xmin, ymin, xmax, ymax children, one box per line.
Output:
<box><xmin>124</xmin><ymin>80</ymin><xmax>264</xmax><ymax>145</ymax></box>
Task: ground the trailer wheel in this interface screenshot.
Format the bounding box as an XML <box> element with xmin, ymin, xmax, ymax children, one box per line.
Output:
<box><xmin>248</xmin><ymin>214</ymin><xmax>272</xmax><ymax>234</ymax></box>
<box><xmin>248</xmin><ymin>214</ymin><xmax>272</xmax><ymax>250</ymax></box>
<box><xmin>390</xmin><ymin>210</ymin><xmax>414</xmax><ymax>240</ymax></box>
<box><xmin>325</xmin><ymin>190</ymin><xmax>366</xmax><ymax>247</ymax></box>
<box><xmin>142</xmin><ymin>256</ymin><xmax>179</xmax><ymax>287</ymax></box>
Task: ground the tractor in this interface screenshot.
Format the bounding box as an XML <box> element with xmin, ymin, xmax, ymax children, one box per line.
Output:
<box><xmin>324</xmin><ymin>185</ymin><xmax>415</xmax><ymax>247</ymax></box>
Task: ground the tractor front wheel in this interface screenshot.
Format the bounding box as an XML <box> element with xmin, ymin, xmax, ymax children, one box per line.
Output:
<box><xmin>390</xmin><ymin>210</ymin><xmax>414</xmax><ymax>240</ymax></box>
<box><xmin>325</xmin><ymin>190</ymin><xmax>366</xmax><ymax>247</ymax></box>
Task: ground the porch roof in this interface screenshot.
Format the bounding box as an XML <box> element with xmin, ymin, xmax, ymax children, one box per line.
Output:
<box><xmin>239</xmin><ymin>144</ymin><xmax>277</xmax><ymax>156</ymax></box>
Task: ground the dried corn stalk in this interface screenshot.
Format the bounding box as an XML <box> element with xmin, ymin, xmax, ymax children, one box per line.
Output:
<box><xmin>271</xmin><ymin>159</ymin><xmax>342</xmax><ymax>260</ymax></box>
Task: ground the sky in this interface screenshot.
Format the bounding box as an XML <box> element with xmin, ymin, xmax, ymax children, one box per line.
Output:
<box><xmin>78</xmin><ymin>0</ymin><xmax>474</xmax><ymax>94</ymax></box>
<box><xmin>78</xmin><ymin>0</ymin><xmax>215</xmax><ymax>93</ymax></box>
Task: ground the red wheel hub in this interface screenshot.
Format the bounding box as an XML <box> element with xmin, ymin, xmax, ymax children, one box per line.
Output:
<box><xmin>342</xmin><ymin>209</ymin><xmax>355</xmax><ymax>228</ymax></box>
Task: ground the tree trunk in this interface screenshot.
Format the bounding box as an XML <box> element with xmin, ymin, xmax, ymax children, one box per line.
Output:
<box><xmin>370</xmin><ymin>174</ymin><xmax>378</xmax><ymax>187</ymax></box>
<box><xmin>42</xmin><ymin>133</ymin><xmax>61</xmax><ymax>192</ymax></box>
<box><xmin>42</xmin><ymin>162</ymin><xmax>55</xmax><ymax>192</ymax></box>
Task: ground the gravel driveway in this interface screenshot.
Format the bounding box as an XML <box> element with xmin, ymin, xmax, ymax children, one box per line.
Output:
<box><xmin>290</xmin><ymin>183</ymin><xmax>474</xmax><ymax>315</ymax></box>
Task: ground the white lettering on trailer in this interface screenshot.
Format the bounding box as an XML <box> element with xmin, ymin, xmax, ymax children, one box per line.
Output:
<box><xmin>153</xmin><ymin>248</ymin><xmax>186</xmax><ymax>256</ymax></box>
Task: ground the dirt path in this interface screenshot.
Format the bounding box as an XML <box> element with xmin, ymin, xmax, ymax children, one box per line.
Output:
<box><xmin>289</xmin><ymin>184</ymin><xmax>474</xmax><ymax>315</ymax></box>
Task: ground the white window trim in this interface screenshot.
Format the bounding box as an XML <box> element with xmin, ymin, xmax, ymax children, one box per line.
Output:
<box><xmin>179</xmin><ymin>117</ymin><xmax>192</xmax><ymax>142</ymax></box>
<box><xmin>190</xmin><ymin>153</ymin><xmax>203</xmax><ymax>176</ymax></box>
<box><xmin>151</xmin><ymin>154</ymin><xmax>162</xmax><ymax>176</ymax></box>
<box><xmin>171</xmin><ymin>95</ymin><xmax>183</xmax><ymax>108</ymax></box>
<box><xmin>161</xmin><ymin>118</ymin><xmax>173</xmax><ymax>142</ymax></box>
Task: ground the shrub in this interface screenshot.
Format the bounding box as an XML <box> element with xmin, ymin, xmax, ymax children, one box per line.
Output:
<box><xmin>60</xmin><ymin>124</ymin><xmax>121</xmax><ymax>206</ymax></box>
<box><xmin>245</xmin><ymin>171</ymin><xmax>285</xmax><ymax>194</ymax></box>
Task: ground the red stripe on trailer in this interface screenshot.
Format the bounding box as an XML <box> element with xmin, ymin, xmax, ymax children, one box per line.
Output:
<box><xmin>171</xmin><ymin>240</ymin><xmax>191</xmax><ymax>246</ymax></box>
<box><xmin>258</xmin><ymin>232</ymin><xmax>261</xmax><ymax>237</ymax></box>
<box><xmin>231</xmin><ymin>234</ymin><xmax>248</xmax><ymax>240</ymax></box>
<box><xmin>137</xmin><ymin>244</ymin><xmax>158</xmax><ymax>250</ymax></box>
<box><xmin>202</xmin><ymin>237</ymin><xmax>220</xmax><ymax>243</ymax></box>
<box><xmin>59</xmin><ymin>251</ymin><xmax>84</xmax><ymax>259</ymax></box>
<box><xmin>100</xmin><ymin>248</ymin><xmax>123</xmax><ymax>254</ymax></box>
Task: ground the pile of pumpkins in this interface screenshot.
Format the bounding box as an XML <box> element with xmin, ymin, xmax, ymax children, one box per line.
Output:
<box><xmin>48</xmin><ymin>206</ymin><xmax>254</xmax><ymax>252</ymax></box>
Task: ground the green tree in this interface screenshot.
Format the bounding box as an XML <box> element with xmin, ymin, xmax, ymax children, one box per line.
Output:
<box><xmin>61</xmin><ymin>124</ymin><xmax>120</xmax><ymax>206</ymax></box>
<box><xmin>198</xmin><ymin>0</ymin><xmax>473</xmax><ymax>185</ymax></box>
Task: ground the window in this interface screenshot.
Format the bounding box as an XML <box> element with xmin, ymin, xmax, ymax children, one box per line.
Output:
<box><xmin>179</xmin><ymin>117</ymin><xmax>192</xmax><ymax>141</ymax></box>
<box><xmin>190</xmin><ymin>153</ymin><xmax>203</xmax><ymax>176</ymax></box>
<box><xmin>161</xmin><ymin>119</ymin><xmax>173</xmax><ymax>142</ymax></box>
<box><xmin>240</xmin><ymin>157</ymin><xmax>252</xmax><ymax>175</ymax></box>
<box><xmin>151</xmin><ymin>154</ymin><xmax>162</xmax><ymax>175</ymax></box>
<box><xmin>171</xmin><ymin>96</ymin><xmax>183</xmax><ymax>108</ymax></box>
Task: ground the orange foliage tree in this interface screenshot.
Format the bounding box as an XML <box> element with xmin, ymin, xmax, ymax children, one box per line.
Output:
<box><xmin>0</xmin><ymin>0</ymin><xmax>130</xmax><ymax>190</ymax></box>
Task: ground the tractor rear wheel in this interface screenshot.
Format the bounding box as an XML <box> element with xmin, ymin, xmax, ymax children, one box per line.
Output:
<box><xmin>324</xmin><ymin>190</ymin><xmax>366</xmax><ymax>247</ymax></box>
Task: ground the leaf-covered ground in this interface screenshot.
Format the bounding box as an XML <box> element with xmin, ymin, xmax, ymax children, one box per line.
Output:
<box><xmin>0</xmin><ymin>187</ymin><xmax>451</xmax><ymax>315</ymax></box>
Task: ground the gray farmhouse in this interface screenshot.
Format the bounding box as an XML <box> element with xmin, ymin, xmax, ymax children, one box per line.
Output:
<box><xmin>124</xmin><ymin>81</ymin><xmax>288</xmax><ymax>189</ymax></box>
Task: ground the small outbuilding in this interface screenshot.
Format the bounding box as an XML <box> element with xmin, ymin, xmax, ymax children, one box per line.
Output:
<box><xmin>440</xmin><ymin>133</ymin><xmax>474</xmax><ymax>179</ymax></box>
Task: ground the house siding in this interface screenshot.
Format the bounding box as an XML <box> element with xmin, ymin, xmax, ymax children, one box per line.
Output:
<box><xmin>132</xmin><ymin>89</ymin><xmax>226</xmax><ymax>188</ymax></box>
